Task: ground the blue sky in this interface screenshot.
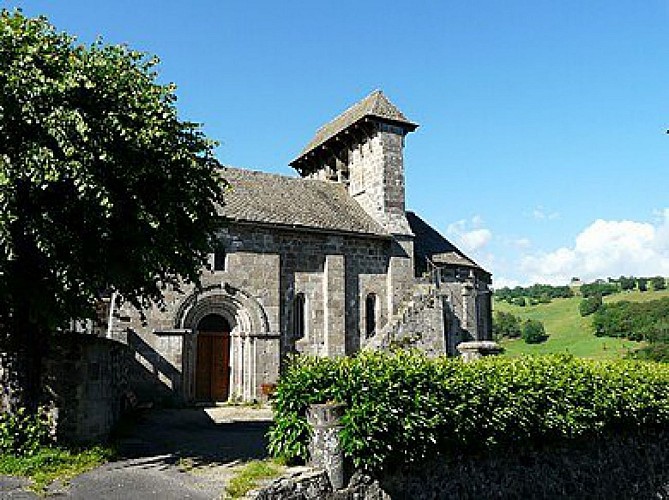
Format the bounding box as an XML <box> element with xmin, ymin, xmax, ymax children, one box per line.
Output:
<box><xmin>6</xmin><ymin>0</ymin><xmax>669</xmax><ymax>286</ymax></box>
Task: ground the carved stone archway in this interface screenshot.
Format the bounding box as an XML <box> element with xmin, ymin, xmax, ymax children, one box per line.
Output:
<box><xmin>174</xmin><ymin>284</ymin><xmax>278</xmax><ymax>402</ymax></box>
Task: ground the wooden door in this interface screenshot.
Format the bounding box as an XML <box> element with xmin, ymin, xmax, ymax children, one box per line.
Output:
<box><xmin>195</xmin><ymin>333</ymin><xmax>230</xmax><ymax>401</ymax></box>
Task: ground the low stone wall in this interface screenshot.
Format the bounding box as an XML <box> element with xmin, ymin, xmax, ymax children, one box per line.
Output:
<box><xmin>41</xmin><ymin>333</ymin><xmax>133</xmax><ymax>443</ymax></box>
<box><xmin>253</xmin><ymin>429</ymin><xmax>669</xmax><ymax>499</ymax></box>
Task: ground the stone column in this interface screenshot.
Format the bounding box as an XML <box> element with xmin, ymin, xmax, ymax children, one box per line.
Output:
<box><xmin>323</xmin><ymin>255</ymin><xmax>345</xmax><ymax>357</ymax></box>
<box><xmin>307</xmin><ymin>403</ymin><xmax>346</xmax><ymax>490</ymax></box>
<box><xmin>461</xmin><ymin>275</ymin><xmax>477</xmax><ymax>338</ymax></box>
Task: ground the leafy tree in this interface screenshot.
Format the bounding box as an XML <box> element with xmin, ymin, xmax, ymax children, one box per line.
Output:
<box><xmin>619</xmin><ymin>276</ymin><xmax>636</xmax><ymax>291</ymax></box>
<box><xmin>651</xmin><ymin>276</ymin><xmax>666</xmax><ymax>291</ymax></box>
<box><xmin>580</xmin><ymin>281</ymin><xmax>619</xmax><ymax>298</ymax></box>
<box><xmin>579</xmin><ymin>294</ymin><xmax>602</xmax><ymax>317</ymax></box>
<box><xmin>492</xmin><ymin>311</ymin><xmax>522</xmax><ymax>339</ymax></box>
<box><xmin>522</xmin><ymin>319</ymin><xmax>547</xmax><ymax>344</ymax></box>
<box><xmin>0</xmin><ymin>11</ymin><xmax>225</xmax><ymax>411</ymax></box>
<box><xmin>637</xmin><ymin>278</ymin><xmax>648</xmax><ymax>292</ymax></box>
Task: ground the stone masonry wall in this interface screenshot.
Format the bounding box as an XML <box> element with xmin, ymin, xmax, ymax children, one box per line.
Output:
<box><xmin>112</xmin><ymin>223</ymin><xmax>399</xmax><ymax>403</ymax></box>
<box><xmin>253</xmin><ymin>430</ymin><xmax>669</xmax><ymax>499</ymax></box>
<box><xmin>347</xmin><ymin>125</ymin><xmax>413</xmax><ymax>236</ymax></box>
<box><xmin>40</xmin><ymin>333</ymin><xmax>132</xmax><ymax>444</ymax></box>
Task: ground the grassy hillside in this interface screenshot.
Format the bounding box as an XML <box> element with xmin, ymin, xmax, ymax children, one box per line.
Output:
<box><xmin>494</xmin><ymin>288</ymin><xmax>669</xmax><ymax>359</ymax></box>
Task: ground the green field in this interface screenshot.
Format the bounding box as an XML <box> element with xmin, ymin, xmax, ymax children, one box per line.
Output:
<box><xmin>494</xmin><ymin>288</ymin><xmax>669</xmax><ymax>359</ymax></box>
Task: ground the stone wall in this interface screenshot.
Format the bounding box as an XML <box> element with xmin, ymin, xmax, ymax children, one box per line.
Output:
<box><xmin>112</xmin><ymin>223</ymin><xmax>403</xmax><ymax>403</ymax></box>
<box><xmin>38</xmin><ymin>333</ymin><xmax>133</xmax><ymax>444</ymax></box>
<box><xmin>252</xmin><ymin>430</ymin><xmax>669</xmax><ymax>499</ymax></box>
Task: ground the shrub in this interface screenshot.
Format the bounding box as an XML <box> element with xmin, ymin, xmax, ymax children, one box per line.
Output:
<box><xmin>522</xmin><ymin>319</ymin><xmax>547</xmax><ymax>344</ymax></box>
<box><xmin>0</xmin><ymin>407</ymin><xmax>51</xmax><ymax>457</ymax></box>
<box><xmin>579</xmin><ymin>294</ymin><xmax>602</xmax><ymax>317</ymax></box>
<box><xmin>492</xmin><ymin>311</ymin><xmax>521</xmax><ymax>339</ymax></box>
<box><xmin>268</xmin><ymin>352</ymin><xmax>669</xmax><ymax>471</ymax></box>
<box><xmin>513</xmin><ymin>297</ymin><xmax>526</xmax><ymax>307</ymax></box>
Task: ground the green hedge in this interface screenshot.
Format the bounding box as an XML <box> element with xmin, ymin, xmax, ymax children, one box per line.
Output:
<box><xmin>268</xmin><ymin>351</ymin><xmax>669</xmax><ymax>471</ymax></box>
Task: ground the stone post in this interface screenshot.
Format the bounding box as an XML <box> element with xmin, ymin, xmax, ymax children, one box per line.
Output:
<box><xmin>457</xmin><ymin>341</ymin><xmax>503</xmax><ymax>362</ymax></box>
<box><xmin>307</xmin><ymin>402</ymin><xmax>346</xmax><ymax>490</ymax></box>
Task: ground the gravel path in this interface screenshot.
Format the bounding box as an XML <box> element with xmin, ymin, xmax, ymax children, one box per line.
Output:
<box><xmin>0</xmin><ymin>406</ymin><xmax>274</xmax><ymax>499</ymax></box>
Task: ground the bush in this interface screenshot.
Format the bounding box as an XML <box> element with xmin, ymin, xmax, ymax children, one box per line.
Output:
<box><xmin>0</xmin><ymin>407</ymin><xmax>51</xmax><ymax>457</ymax></box>
<box><xmin>492</xmin><ymin>311</ymin><xmax>521</xmax><ymax>339</ymax></box>
<box><xmin>579</xmin><ymin>294</ymin><xmax>602</xmax><ymax>317</ymax></box>
<box><xmin>268</xmin><ymin>351</ymin><xmax>669</xmax><ymax>471</ymax></box>
<box><xmin>513</xmin><ymin>297</ymin><xmax>526</xmax><ymax>307</ymax></box>
<box><xmin>630</xmin><ymin>343</ymin><xmax>669</xmax><ymax>363</ymax></box>
<box><xmin>521</xmin><ymin>319</ymin><xmax>547</xmax><ymax>344</ymax></box>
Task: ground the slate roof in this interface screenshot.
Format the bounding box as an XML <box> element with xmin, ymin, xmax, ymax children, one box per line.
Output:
<box><xmin>218</xmin><ymin>167</ymin><xmax>387</xmax><ymax>236</ymax></box>
<box><xmin>292</xmin><ymin>90</ymin><xmax>418</xmax><ymax>164</ymax></box>
<box><xmin>407</xmin><ymin>211</ymin><xmax>487</xmax><ymax>276</ymax></box>
<box><xmin>432</xmin><ymin>252</ymin><xmax>479</xmax><ymax>268</ymax></box>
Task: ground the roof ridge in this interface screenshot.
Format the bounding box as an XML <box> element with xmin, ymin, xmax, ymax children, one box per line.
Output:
<box><xmin>220</xmin><ymin>165</ymin><xmax>348</xmax><ymax>186</ymax></box>
<box><xmin>291</xmin><ymin>90</ymin><xmax>417</xmax><ymax>165</ymax></box>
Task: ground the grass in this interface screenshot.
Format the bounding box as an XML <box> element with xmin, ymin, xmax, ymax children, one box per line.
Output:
<box><xmin>225</xmin><ymin>459</ymin><xmax>284</xmax><ymax>499</ymax></box>
<box><xmin>493</xmin><ymin>289</ymin><xmax>669</xmax><ymax>359</ymax></box>
<box><xmin>0</xmin><ymin>445</ymin><xmax>113</xmax><ymax>493</ymax></box>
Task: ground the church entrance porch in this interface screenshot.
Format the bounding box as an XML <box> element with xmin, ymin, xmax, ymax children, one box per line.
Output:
<box><xmin>195</xmin><ymin>314</ymin><xmax>231</xmax><ymax>402</ymax></box>
<box><xmin>175</xmin><ymin>286</ymin><xmax>281</xmax><ymax>403</ymax></box>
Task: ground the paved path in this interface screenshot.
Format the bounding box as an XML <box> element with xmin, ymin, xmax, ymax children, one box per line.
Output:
<box><xmin>0</xmin><ymin>406</ymin><xmax>274</xmax><ymax>499</ymax></box>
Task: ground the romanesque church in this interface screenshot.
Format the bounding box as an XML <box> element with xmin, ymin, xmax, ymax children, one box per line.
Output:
<box><xmin>110</xmin><ymin>91</ymin><xmax>492</xmax><ymax>404</ymax></box>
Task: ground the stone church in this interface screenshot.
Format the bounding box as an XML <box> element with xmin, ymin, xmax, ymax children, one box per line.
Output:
<box><xmin>110</xmin><ymin>91</ymin><xmax>492</xmax><ymax>404</ymax></box>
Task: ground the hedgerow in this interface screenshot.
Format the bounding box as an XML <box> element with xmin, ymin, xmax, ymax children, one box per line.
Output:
<box><xmin>268</xmin><ymin>351</ymin><xmax>669</xmax><ymax>471</ymax></box>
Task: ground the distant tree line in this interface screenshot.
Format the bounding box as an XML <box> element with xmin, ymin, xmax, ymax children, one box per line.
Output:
<box><xmin>499</xmin><ymin>277</ymin><xmax>667</xmax><ymax>311</ymax></box>
<box><xmin>493</xmin><ymin>311</ymin><xmax>548</xmax><ymax>344</ymax></box>
<box><xmin>582</xmin><ymin>276</ymin><xmax>667</xmax><ymax>297</ymax></box>
<box><xmin>592</xmin><ymin>298</ymin><xmax>669</xmax><ymax>363</ymax></box>
<box><xmin>494</xmin><ymin>284</ymin><xmax>574</xmax><ymax>306</ymax></box>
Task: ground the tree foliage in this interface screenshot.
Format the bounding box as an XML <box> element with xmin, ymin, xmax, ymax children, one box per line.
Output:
<box><xmin>593</xmin><ymin>298</ymin><xmax>669</xmax><ymax>343</ymax></box>
<box><xmin>494</xmin><ymin>284</ymin><xmax>573</xmax><ymax>304</ymax></box>
<box><xmin>580</xmin><ymin>281</ymin><xmax>619</xmax><ymax>298</ymax></box>
<box><xmin>492</xmin><ymin>311</ymin><xmax>522</xmax><ymax>339</ymax></box>
<box><xmin>651</xmin><ymin>276</ymin><xmax>666</xmax><ymax>291</ymax></box>
<box><xmin>0</xmin><ymin>10</ymin><xmax>224</xmax><ymax>408</ymax></box>
<box><xmin>521</xmin><ymin>319</ymin><xmax>548</xmax><ymax>344</ymax></box>
<box><xmin>579</xmin><ymin>294</ymin><xmax>602</xmax><ymax>317</ymax></box>
<box><xmin>619</xmin><ymin>276</ymin><xmax>636</xmax><ymax>291</ymax></box>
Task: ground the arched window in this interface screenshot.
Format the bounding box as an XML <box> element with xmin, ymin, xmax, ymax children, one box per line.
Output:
<box><xmin>213</xmin><ymin>247</ymin><xmax>226</xmax><ymax>271</ymax></box>
<box><xmin>293</xmin><ymin>293</ymin><xmax>306</xmax><ymax>339</ymax></box>
<box><xmin>365</xmin><ymin>293</ymin><xmax>377</xmax><ymax>337</ymax></box>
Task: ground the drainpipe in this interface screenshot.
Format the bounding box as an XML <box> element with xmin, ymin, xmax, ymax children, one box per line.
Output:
<box><xmin>106</xmin><ymin>291</ymin><xmax>118</xmax><ymax>339</ymax></box>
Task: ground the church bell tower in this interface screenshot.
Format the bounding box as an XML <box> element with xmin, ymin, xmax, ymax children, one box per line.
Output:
<box><xmin>289</xmin><ymin>90</ymin><xmax>418</xmax><ymax>236</ymax></box>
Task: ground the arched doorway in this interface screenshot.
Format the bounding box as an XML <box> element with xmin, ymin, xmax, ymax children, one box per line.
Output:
<box><xmin>195</xmin><ymin>314</ymin><xmax>231</xmax><ymax>401</ymax></box>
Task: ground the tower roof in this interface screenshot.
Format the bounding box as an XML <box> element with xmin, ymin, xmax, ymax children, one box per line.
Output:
<box><xmin>290</xmin><ymin>90</ymin><xmax>418</xmax><ymax>167</ymax></box>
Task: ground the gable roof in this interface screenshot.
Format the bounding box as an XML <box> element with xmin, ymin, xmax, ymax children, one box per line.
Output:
<box><xmin>291</xmin><ymin>90</ymin><xmax>418</xmax><ymax>165</ymax></box>
<box><xmin>407</xmin><ymin>211</ymin><xmax>488</xmax><ymax>276</ymax></box>
<box><xmin>218</xmin><ymin>167</ymin><xmax>387</xmax><ymax>237</ymax></box>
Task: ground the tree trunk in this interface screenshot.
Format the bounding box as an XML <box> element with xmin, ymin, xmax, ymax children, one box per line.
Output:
<box><xmin>0</xmin><ymin>318</ymin><xmax>44</xmax><ymax>414</ymax></box>
<box><xmin>1</xmin><ymin>180</ymin><xmax>47</xmax><ymax>414</ymax></box>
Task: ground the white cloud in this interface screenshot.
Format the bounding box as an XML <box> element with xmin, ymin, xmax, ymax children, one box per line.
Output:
<box><xmin>531</xmin><ymin>206</ymin><xmax>560</xmax><ymax>221</ymax></box>
<box><xmin>446</xmin><ymin>215</ymin><xmax>492</xmax><ymax>252</ymax></box>
<box><xmin>518</xmin><ymin>211</ymin><xmax>669</xmax><ymax>285</ymax></box>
